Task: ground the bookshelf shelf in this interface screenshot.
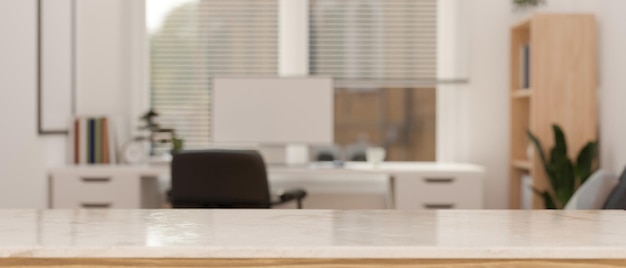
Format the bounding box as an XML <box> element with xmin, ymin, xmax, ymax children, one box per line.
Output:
<box><xmin>512</xmin><ymin>89</ymin><xmax>533</xmax><ymax>99</ymax></box>
<box><xmin>512</xmin><ymin>160</ymin><xmax>532</xmax><ymax>170</ymax></box>
<box><xmin>509</xmin><ymin>14</ymin><xmax>597</xmax><ymax>209</ymax></box>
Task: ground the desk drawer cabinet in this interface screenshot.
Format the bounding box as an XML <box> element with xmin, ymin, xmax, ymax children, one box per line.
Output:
<box><xmin>50</xmin><ymin>170</ymin><xmax>140</xmax><ymax>209</ymax></box>
<box><xmin>393</xmin><ymin>173</ymin><xmax>483</xmax><ymax>209</ymax></box>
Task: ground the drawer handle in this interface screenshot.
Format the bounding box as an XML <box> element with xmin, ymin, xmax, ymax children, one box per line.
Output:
<box><xmin>424</xmin><ymin>178</ymin><xmax>455</xmax><ymax>183</ymax></box>
<box><xmin>81</xmin><ymin>203</ymin><xmax>112</xmax><ymax>209</ymax></box>
<box><xmin>424</xmin><ymin>203</ymin><xmax>455</xmax><ymax>209</ymax></box>
<box><xmin>81</xmin><ymin>177</ymin><xmax>111</xmax><ymax>183</ymax></box>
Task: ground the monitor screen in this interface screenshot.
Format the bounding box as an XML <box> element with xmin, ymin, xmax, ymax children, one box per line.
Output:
<box><xmin>211</xmin><ymin>77</ymin><xmax>333</xmax><ymax>144</ymax></box>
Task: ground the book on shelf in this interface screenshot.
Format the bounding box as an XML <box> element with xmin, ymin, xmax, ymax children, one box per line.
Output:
<box><xmin>519</xmin><ymin>43</ymin><xmax>531</xmax><ymax>89</ymax></box>
<box><xmin>69</xmin><ymin>116</ymin><xmax>116</xmax><ymax>165</ymax></box>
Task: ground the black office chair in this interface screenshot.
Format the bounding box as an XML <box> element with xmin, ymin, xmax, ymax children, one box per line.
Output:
<box><xmin>169</xmin><ymin>150</ymin><xmax>307</xmax><ymax>209</ymax></box>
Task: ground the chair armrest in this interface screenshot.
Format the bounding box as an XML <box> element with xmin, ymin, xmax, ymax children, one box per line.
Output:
<box><xmin>280</xmin><ymin>189</ymin><xmax>307</xmax><ymax>202</ymax></box>
<box><xmin>272</xmin><ymin>188</ymin><xmax>307</xmax><ymax>208</ymax></box>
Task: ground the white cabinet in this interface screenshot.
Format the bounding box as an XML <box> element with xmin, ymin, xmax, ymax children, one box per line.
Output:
<box><xmin>340</xmin><ymin>162</ymin><xmax>484</xmax><ymax>209</ymax></box>
<box><xmin>49</xmin><ymin>162</ymin><xmax>485</xmax><ymax>209</ymax></box>
<box><xmin>393</xmin><ymin>172</ymin><xmax>483</xmax><ymax>209</ymax></box>
<box><xmin>49</xmin><ymin>166</ymin><xmax>163</xmax><ymax>209</ymax></box>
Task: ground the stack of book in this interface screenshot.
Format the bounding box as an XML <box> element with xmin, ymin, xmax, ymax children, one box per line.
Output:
<box><xmin>71</xmin><ymin>117</ymin><xmax>115</xmax><ymax>164</ymax></box>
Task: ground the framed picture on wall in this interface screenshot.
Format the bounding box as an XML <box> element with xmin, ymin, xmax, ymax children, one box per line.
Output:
<box><xmin>37</xmin><ymin>0</ymin><xmax>76</xmax><ymax>135</ymax></box>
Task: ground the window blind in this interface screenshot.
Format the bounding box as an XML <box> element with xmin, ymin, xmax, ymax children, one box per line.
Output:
<box><xmin>149</xmin><ymin>0</ymin><xmax>278</xmax><ymax>149</ymax></box>
<box><xmin>309</xmin><ymin>0</ymin><xmax>437</xmax><ymax>89</ymax></box>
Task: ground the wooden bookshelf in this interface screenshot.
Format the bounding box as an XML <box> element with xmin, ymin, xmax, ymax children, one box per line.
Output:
<box><xmin>511</xmin><ymin>89</ymin><xmax>533</xmax><ymax>99</ymax></box>
<box><xmin>509</xmin><ymin>14</ymin><xmax>597</xmax><ymax>209</ymax></box>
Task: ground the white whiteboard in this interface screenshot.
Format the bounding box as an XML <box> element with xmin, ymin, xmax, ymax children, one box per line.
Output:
<box><xmin>212</xmin><ymin>77</ymin><xmax>333</xmax><ymax>144</ymax></box>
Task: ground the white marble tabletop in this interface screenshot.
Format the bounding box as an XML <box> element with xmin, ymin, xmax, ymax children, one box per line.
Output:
<box><xmin>0</xmin><ymin>210</ymin><xmax>624</xmax><ymax>259</ymax></box>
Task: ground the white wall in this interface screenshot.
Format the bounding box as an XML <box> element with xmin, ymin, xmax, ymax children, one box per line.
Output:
<box><xmin>460</xmin><ymin>0</ymin><xmax>511</xmax><ymax>209</ymax></box>
<box><xmin>76</xmin><ymin>0</ymin><xmax>136</xmax><ymax>146</ymax></box>
<box><xmin>0</xmin><ymin>0</ymin><xmax>47</xmax><ymax>208</ymax></box>
<box><xmin>0</xmin><ymin>0</ymin><xmax>136</xmax><ymax>208</ymax></box>
<box><xmin>436</xmin><ymin>0</ymin><xmax>470</xmax><ymax>163</ymax></box>
<box><xmin>598</xmin><ymin>0</ymin><xmax>626</xmax><ymax>177</ymax></box>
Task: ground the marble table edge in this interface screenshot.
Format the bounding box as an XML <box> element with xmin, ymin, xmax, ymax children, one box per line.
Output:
<box><xmin>2</xmin><ymin>246</ymin><xmax>625</xmax><ymax>259</ymax></box>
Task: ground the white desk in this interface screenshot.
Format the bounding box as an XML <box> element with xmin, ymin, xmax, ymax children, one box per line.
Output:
<box><xmin>1</xmin><ymin>210</ymin><xmax>624</xmax><ymax>267</ymax></box>
<box><xmin>48</xmin><ymin>162</ymin><xmax>485</xmax><ymax>209</ymax></box>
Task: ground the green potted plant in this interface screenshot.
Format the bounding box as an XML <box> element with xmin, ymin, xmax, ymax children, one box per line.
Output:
<box><xmin>138</xmin><ymin>109</ymin><xmax>183</xmax><ymax>156</ymax></box>
<box><xmin>138</xmin><ymin>109</ymin><xmax>161</xmax><ymax>156</ymax></box>
<box><xmin>527</xmin><ymin>125</ymin><xmax>597</xmax><ymax>209</ymax></box>
<box><xmin>171</xmin><ymin>131</ymin><xmax>184</xmax><ymax>155</ymax></box>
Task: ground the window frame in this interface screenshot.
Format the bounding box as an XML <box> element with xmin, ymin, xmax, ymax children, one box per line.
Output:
<box><xmin>135</xmin><ymin>0</ymin><xmax>468</xmax><ymax>161</ymax></box>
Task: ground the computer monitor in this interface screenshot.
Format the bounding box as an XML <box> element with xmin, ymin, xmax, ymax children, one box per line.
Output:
<box><xmin>211</xmin><ymin>77</ymin><xmax>333</xmax><ymax>145</ymax></box>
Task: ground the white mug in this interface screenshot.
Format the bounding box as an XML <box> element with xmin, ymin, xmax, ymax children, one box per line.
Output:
<box><xmin>366</xmin><ymin>147</ymin><xmax>386</xmax><ymax>166</ymax></box>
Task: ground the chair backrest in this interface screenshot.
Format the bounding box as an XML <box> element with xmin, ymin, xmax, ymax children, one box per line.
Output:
<box><xmin>564</xmin><ymin>170</ymin><xmax>617</xmax><ymax>210</ymax></box>
<box><xmin>603</xmin><ymin>166</ymin><xmax>626</xmax><ymax>209</ymax></box>
<box><xmin>170</xmin><ymin>150</ymin><xmax>271</xmax><ymax>208</ymax></box>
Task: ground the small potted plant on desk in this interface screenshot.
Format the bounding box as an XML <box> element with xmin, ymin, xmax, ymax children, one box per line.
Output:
<box><xmin>171</xmin><ymin>131</ymin><xmax>184</xmax><ymax>155</ymax></box>
<box><xmin>138</xmin><ymin>109</ymin><xmax>184</xmax><ymax>157</ymax></box>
